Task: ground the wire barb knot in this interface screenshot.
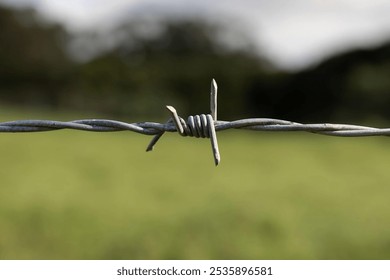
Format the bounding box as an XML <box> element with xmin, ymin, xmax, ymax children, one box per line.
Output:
<box><xmin>168</xmin><ymin>111</ymin><xmax>215</xmax><ymax>139</ymax></box>
<box><xmin>146</xmin><ymin>79</ymin><xmax>221</xmax><ymax>166</ymax></box>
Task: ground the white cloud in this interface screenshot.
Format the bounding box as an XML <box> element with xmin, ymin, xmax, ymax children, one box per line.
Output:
<box><xmin>211</xmin><ymin>0</ymin><xmax>390</xmax><ymax>69</ymax></box>
<box><xmin>1</xmin><ymin>0</ymin><xmax>390</xmax><ymax>69</ymax></box>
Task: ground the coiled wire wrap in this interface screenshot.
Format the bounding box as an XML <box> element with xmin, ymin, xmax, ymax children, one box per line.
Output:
<box><xmin>183</xmin><ymin>114</ymin><xmax>213</xmax><ymax>138</ymax></box>
<box><xmin>146</xmin><ymin>105</ymin><xmax>220</xmax><ymax>165</ymax></box>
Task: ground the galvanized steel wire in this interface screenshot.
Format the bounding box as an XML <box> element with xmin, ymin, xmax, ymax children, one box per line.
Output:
<box><xmin>1</xmin><ymin>117</ymin><xmax>388</xmax><ymax>135</ymax></box>
<box><xmin>1</xmin><ymin>79</ymin><xmax>389</xmax><ymax>165</ymax></box>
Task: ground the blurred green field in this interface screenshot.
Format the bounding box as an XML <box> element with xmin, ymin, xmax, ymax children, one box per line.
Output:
<box><xmin>1</xmin><ymin>108</ymin><xmax>390</xmax><ymax>259</ymax></box>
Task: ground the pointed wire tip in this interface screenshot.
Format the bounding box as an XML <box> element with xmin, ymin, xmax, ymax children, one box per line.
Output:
<box><xmin>210</xmin><ymin>79</ymin><xmax>218</xmax><ymax>121</ymax></box>
<box><xmin>166</xmin><ymin>105</ymin><xmax>176</xmax><ymax>113</ymax></box>
<box><xmin>166</xmin><ymin>105</ymin><xmax>185</xmax><ymax>135</ymax></box>
<box><xmin>146</xmin><ymin>146</ymin><xmax>153</xmax><ymax>152</ymax></box>
<box><xmin>211</xmin><ymin>79</ymin><xmax>217</xmax><ymax>90</ymax></box>
<box><xmin>213</xmin><ymin>149</ymin><xmax>221</xmax><ymax>166</ymax></box>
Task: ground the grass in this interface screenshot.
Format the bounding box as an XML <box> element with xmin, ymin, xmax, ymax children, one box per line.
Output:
<box><xmin>0</xmin><ymin>107</ymin><xmax>390</xmax><ymax>259</ymax></box>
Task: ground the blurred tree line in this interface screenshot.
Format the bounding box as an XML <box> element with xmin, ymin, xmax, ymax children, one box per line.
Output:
<box><xmin>1</xmin><ymin>4</ymin><xmax>390</xmax><ymax>123</ymax></box>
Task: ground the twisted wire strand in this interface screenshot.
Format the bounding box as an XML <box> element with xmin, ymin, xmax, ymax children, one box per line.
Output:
<box><xmin>1</xmin><ymin>115</ymin><xmax>389</xmax><ymax>166</ymax></box>
<box><xmin>2</xmin><ymin>80</ymin><xmax>386</xmax><ymax>165</ymax></box>
<box><xmin>0</xmin><ymin>117</ymin><xmax>388</xmax><ymax>136</ymax></box>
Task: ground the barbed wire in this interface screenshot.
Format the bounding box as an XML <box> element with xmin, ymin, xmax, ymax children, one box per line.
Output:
<box><xmin>1</xmin><ymin>79</ymin><xmax>389</xmax><ymax>165</ymax></box>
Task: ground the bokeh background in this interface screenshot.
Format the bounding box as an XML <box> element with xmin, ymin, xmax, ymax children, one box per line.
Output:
<box><xmin>0</xmin><ymin>0</ymin><xmax>390</xmax><ymax>259</ymax></box>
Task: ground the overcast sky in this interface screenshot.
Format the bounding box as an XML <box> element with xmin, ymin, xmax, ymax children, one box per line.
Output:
<box><xmin>1</xmin><ymin>0</ymin><xmax>390</xmax><ymax>70</ymax></box>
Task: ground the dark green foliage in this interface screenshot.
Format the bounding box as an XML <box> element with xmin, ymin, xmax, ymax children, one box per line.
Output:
<box><xmin>268</xmin><ymin>45</ymin><xmax>390</xmax><ymax>123</ymax></box>
<box><xmin>69</xmin><ymin>19</ymin><xmax>265</xmax><ymax>119</ymax></box>
<box><xmin>0</xmin><ymin>6</ymin><xmax>73</xmax><ymax>108</ymax></box>
<box><xmin>0</xmin><ymin>4</ymin><xmax>390</xmax><ymax>124</ymax></box>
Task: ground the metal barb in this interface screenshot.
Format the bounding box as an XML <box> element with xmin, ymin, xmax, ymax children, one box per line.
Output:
<box><xmin>166</xmin><ymin>106</ymin><xmax>185</xmax><ymax>135</ymax></box>
<box><xmin>210</xmin><ymin>79</ymin><xmax>217</xmax><ymax>121</ymax></box>
<box><xmin>165</xmin><ymin>103</ymin><xmax>220</xmax><ymax>165</ymax></box>
<box><xmin>207</xmin><ymin>114</ymin><xmax>220</xmax><ymax>165</ymax></box>
<box><xmin>145</xmin><ymin>131</ymin><xmax>164</xmax><ymax>152</ymax></box>
<box><xmin>145</xmin><ymin>80</ymin><xmax>221</xmax><ymax>165</ymax></box>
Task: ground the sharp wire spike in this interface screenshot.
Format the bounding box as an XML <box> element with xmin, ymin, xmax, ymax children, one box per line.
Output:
<box><xmin>146</xmin><ymin>132</ymin><xmax>163</xmax><ymax>152</ymax></box>
<box><xmin>211</xmin><ymin>79</ymin><xmax>218</xmax><ymax>121</ymax></box>
<box><xmin>166</xmin><ymin>105</ymin><xmax>184</xmax><ymax>135</ymax></box>
<box><xmin>209</xmin><ymin>79</ymin><xmax>220</xmax><ymax>165</ymax></box>
<box><xmin>207</xmin><ymin>114</ymin><xmax>220</xmax><ymax>166</ymax></box>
